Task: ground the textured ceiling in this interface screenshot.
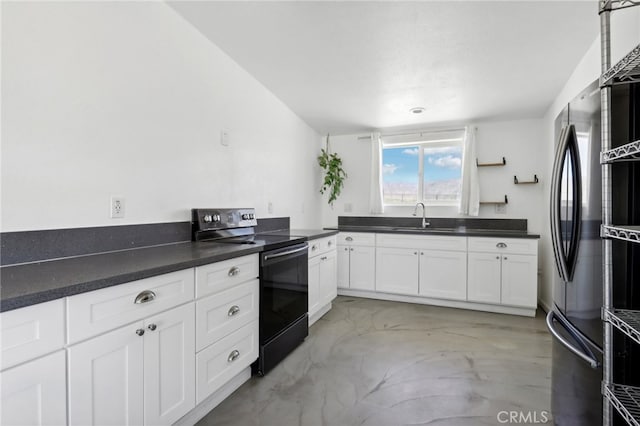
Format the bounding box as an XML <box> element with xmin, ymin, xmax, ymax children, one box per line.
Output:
<box><xmin>169</xmin><ymin>1</ymin><xmax>598</xmax><ymax>135</ymax></box>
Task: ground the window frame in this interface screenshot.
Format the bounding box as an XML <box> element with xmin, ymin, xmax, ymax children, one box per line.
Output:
<box><xmin>382</xmin><ymin>137</ymin><xmax>464</xmax><ymax>207</ymax></box>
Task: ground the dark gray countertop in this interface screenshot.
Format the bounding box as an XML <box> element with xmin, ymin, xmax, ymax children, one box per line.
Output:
<box><xmin>0</xmin><ymin>241</ymin><xmax>266</xmax><ymax>312</ymax></box>
<box><xmin>324</xmin><ymin>225</ymin><xmax>540</xmax><ymax>239</ymax></box>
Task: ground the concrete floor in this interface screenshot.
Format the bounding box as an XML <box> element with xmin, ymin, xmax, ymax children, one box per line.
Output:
<box><xmin>197</xmin><ymin>296</ymin><xmax>552</xmax><ymax>426</ymax></box>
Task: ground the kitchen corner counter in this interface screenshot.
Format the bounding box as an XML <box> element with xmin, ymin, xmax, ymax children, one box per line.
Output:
<box><xmin>324</xmin><ymin>225</ymin><xmax>540</xmax><ymax>239</ymax></box>
<box><xmin>0</xmin><ymin>228</ymin><xmax>337</xmax><ymax>313</ymax></box>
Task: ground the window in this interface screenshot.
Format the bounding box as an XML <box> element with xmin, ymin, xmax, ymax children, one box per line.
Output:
<box><xmin>381</xmin><ymin>133</ymin><xmax>464</xmax><ymax>206</ymax></box>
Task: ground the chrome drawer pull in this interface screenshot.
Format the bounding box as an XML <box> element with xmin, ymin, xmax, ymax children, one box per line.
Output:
<box><xmin>134</xmin><ymin>290</ymin><xmax>156</xmax><ymax>304</ymax></box>
<box><xmin>147</xmin><ymin>324</ymin><xmax>157</xmax><ymax>331</ymax></box>
<box><xmin>312</xmin><ymin>245</ymin><xmax>318</xmax><ymax>251</ymax></box>
<box><xmin>228</xmin><ymin>266</ymin><xmax>240</xmax><ymax>277</ymax></box>
<box><xmin>328</xmin><ymin>240</ymin><xmax>333</xmax><ymax>246</ymax></box>
<box><xmin>228</xmin><ymin>350</ymin><xmax>240</xmax><ymax>363</ymax></box>
<box><xmin>136</xmin><ymin>329</ymin><xmax>145</xmax><ymax>336</ymax></box>
<box><xmin>496</xmin><ymin>242</ymin><xmax>507</xmax><ymax>248</ymax></box>
<box><xmin>228</xmin><ymin>305</ymin><xmax>240</xmax><ymax>316</ymax></box>
<box><xmin>345</xmin><ymin>236</ymin><xmax>353</xmax><ymax>242</ymax></box>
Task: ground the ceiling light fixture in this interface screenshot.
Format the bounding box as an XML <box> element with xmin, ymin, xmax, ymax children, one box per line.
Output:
<box><xmin>410</xmin><ymin>107</ymin><xmax>426</xmax><ymax>114</ymax></box>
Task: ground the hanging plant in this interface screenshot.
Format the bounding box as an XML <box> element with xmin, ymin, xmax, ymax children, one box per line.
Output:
<box><xmin>318</xmin><ymin>134</ymin><xmax>347</xmax><ymax>206</ymax></box>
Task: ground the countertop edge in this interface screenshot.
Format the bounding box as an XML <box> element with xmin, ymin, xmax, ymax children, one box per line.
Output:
<box><xmin>323</xmin><ymin>226</ymin><xmax>540</xmax><ymax>239</ymax></box>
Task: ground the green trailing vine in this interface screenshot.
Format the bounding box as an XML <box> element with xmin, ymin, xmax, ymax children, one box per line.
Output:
<box><xmin>318</xmin><ymin>134</ymin><xmax>347</xmax><ymax>206</ymax></box>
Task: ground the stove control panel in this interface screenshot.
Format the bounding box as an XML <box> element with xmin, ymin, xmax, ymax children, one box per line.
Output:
<box><xmin>192</xmin><ymin>208</ymin><xmax>257</xmax><ymax>233</ymax></box>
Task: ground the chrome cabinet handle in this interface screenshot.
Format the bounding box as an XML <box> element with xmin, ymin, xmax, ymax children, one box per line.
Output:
<box><xmin>496</xmin><ymin>256</ymin><xmax>500</xmax><ymax>259</ymax></box>
<box><xmin>413</xmin><ymin>251</ymin><xmax>417</xmax><ymax>255</ymax></box>
<box><xmin>328</xmin><ymin>240</ymin><xmax>333</xmax><ymax>246</ymax></box>
<box><xmin>228</xmin><ymin>305</ymin><xmax>240</xmax><ymax>316</ymax></box>
<box><xmin>345</xmin><ymin>236</ymin><xmax>353</xmax><ymax>242</ymax></box>
<box><xmin>147</xmin><ymin>324</ymin><xmax>157</xmax><ymax>331</ymax></box>
<box><xmin>136</xmin><ymin>329</ymin><xmax>145</xmax><ymax>336</ymax></box>
<box><xmin>344</xmin><ymin>247</ymin><xmax>348</xmax><ymax>251</ymax></box>
<box><xmin>312</xmin><ymin>245</ymin><xmax>318</xmax><ymax>251</ymax></box>
<box><xmin>134</xmin><ymin>290</ymin><xmax>156</xmax><ymax>304</ymax></box>
<box><xmin>496</xmin><ymin>242</ymin><xmax>507</xmax><ymax>248</ymax></box>
<box><xmin>228</xmin><ymin>266</ymin><xmax>240</xmax><ymax>277</ymax></box>
<box><xmin>503</xmin><ymin>257</ymin><xmax>508</xmax><ymax>260</ymax></box>
<box><xmin>321</xmin><ymin>256</ymin><xmax>327</xmax><ymax>260</ymax></box>
<box><xmin>350</xmin><ymin>248</ymin><xmax>354</xmax><ymax>251</ymax></box>
<box><xmin>227</xmin><ymin>350</ymin><xmax>240</xmax><ymax>363</ymax></box>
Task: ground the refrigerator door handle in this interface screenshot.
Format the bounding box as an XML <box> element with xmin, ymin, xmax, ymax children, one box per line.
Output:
<box><xmin>546</xmin><ymin>310</ymin><xmax>600</xmax><ymax>369</ymax></box>
<box><xmin>550</xmin><ymin>126</ymin><xmax>570</xmax><ymax>282</ymax></box>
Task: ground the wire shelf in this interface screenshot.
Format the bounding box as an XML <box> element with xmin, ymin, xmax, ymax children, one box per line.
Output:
<box><xmin>604</xmin><ymin>309</ymin><xmax>640</xmax><ymax>345</ymax></box>
<box><xmin>601</xmin><ymin>225</ymin><xmax>640</xmax><ymax>244</ymax></box>
<box><xmin>604</xmin><ymin>383</ymin><xmax>640</xmax><ymax>426</ymax></box>
<box><xmin>601</xmin><ymin>43</ymin><xmax>640</xmax><ymax>86</ymax></box>
<box><xmin>601</xmin><ymin>140</ymin><xmax>640</xmax><ymax>163</ymax></box>
<box><xmin>600</xmin><ymin>0</ymin><xmax>640</xmax><ymax>12</ymax></box>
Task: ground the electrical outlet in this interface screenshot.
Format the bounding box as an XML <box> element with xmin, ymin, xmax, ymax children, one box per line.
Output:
<box><xmin>111</xmin><ymin>196</ymin><xmax>125</xmax><ymax>218</ymax></box>
<box><xmin>344</xmin><ymin>203</ymin><xmax>353</xmax><ymax>213</ymax></box>
<box><xmin>495</xmin><ymin>203</ymin><xmax>507</xmax><ymax>214</ymax></box>
<box><xmin>221</xmin><ymin>129</ymin><xmax>230</xmax><ymax>146</ymax></box>
<box><xmin>268</xmin><ymin>201</ymin><xmax>274</xmax><ymax>214</ymax></box>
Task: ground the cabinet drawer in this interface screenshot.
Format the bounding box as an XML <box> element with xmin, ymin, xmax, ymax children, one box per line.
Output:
<box><xmin>67</xmin><ymin>269</ymin><xmax>195</xmax><ymax>344</ymax></box>
<box><xmin>338</xmin><ymin>232</ymin><xmax>375</xmax><ymax>246</ymax></box>
<box><xmin>468</xmin><ymin>237</ymin><xmax>537</xmax><ymax>255</ymax></box>
<box><xmin>1</xmin><ymin>299</ymin><xmax>65</xmax><ymax>371</ymax></box>
<box><xmin>196</xmin><ymin>320</ymin><xmax>258</xmax><ymax>404</ymax></box>
<box><xmin>196</xmin><ymin>279</ymin><xmax>259</xmax><ymax>352</ymax></box>
<box><xmin>309</xmin><ymin>235</ymin><xmax>337</xmax><ymax>258</ymax></box>
<box><xmin>376</xmin><ymin>233</ymin><xmax>467</xmax><ymax>251</ymax></box>
<box><xmin>196</xmin><ymin>254</ymin><xmax>259</xmax><ymax>298</ymax></box>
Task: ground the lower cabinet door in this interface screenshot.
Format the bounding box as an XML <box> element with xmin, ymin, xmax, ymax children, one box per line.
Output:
<box><xmin>467</xmin><ymin>252</ymin><xmax>501</xmax><ymax>304</ymax></box>
<box><xmin>144</xmin><ymin>303</ymin><xmax>196</xmax><ymax>426</ymax></box>
<box><xmin>0</xmin><ymin>350</ymin><xmax>67</xmax><ymax>426</ymax></box>
<box><xmin>308</xmin><ymin>255</ymin><xmax>321</xmax><ymax>317</ymax></box>
<box><xmin>68</xmin><ymin>321</ymin><xmax>144</xmax><ymax>426</ymax></box>
<box><xmin>501</xmin><ymin>254</ymin><xmax>537</xmax><ymax>308</ymax></box>
<box><xmin>350</xmin><ymin>246</ymin><xmax>376</xmax><ymax>291</ymax></box>
<box><xmin>319</xmin><ymin>250</ymin><xmax>338</xmax><ymax>307</ymax></box>
<box><xmin>337</xmin><ymin>246</ymin><xmax>350</xmax><ymax>288</ymax></box>
<box><xmin>375</xmin><ymin>247</ymin><xmax>419</xmax><ymax>295</ymax></box>
<box><xmin>419</xmin><ymin>250</ymin><xmax>467</xmax><ymax>301</ymax></box>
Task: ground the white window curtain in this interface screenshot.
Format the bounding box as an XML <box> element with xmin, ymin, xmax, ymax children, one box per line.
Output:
<box><xmin>458</xmin><ymin>126</ymin><xmax>480</xmax><ymax>216</ymax></box>
<box><xmin>369</xmin><ymin>131</ymin><xmax>384</xmax><ymax>214</ymax></box>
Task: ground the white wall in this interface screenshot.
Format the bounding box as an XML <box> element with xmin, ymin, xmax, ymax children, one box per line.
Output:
<box><xmin>321</xmin><ymin>118</ymin><xmax>545</xmax><ymax>235</ymax></box>
<box><xmin>537</xmin><ymin>7</ymin><xmax>640</xmax><ymax>310</ymax></box>
<box><xmin>1</xmin><ymin>2</ymin><xmax>323</xmax><ymax>232</ymax></box>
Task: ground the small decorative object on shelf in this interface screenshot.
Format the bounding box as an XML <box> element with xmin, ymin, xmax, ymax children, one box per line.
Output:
<box><xmin>479</xmin><ymin>195</ymin><xmax>508</xmax><ymax>205</ymax></box>
<box><xmin>514</xmin><ymin>175</ymin><xmax>539</xmax><ymax>184</ymax></box>
<box><xmin>476</xmin><ymin>157</ymin><xmax>506</xmax><ymax>167</ymax></box>
<box><xmin>317</xmin><ymin>133</ymin><xmax>347</xmax><ymax>206</ymax></box>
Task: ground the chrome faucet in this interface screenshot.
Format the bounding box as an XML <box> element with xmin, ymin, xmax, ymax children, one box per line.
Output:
<box><xmin>413</xmin><ymin>202</ymin><xmax>430</xmax><ymax>228</ymax></box>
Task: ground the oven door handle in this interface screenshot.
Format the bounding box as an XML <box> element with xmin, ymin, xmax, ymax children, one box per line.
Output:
<box><xmin>263</xmin><ymin>244</ymin><xmax>308</xmax><ymax>261</ymax></box>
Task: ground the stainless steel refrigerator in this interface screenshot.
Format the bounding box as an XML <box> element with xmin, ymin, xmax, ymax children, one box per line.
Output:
<box><xmin>548</xmin><ymin>79</ymin><xmax>604</xmax><ymax>425</ymax></box>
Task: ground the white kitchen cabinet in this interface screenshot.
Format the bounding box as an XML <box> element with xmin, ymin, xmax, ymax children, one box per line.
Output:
<box><xmin>0</xmin><ymin>350</ymin><xmax>67</xmax><ymax>426</ymax></box>
<box><xmin>309</xmin><ymin>236</ymin><xmax>338</xmax><ymax>324</ymax></box>
<box><xmin>467</xmin><ymin>252</ymin><xmax>502</xmax><ymax>304</ymax></box>
<box><xmin>419</xmin><ymin>249</ymin><xmax>467</xmax><ymax>301</ymax></box>
<box><xmin>375</xmin><ymin>247</ymin><xmax>419</xmax><ymax>295</ymax></box>
<box><xmin>337</xmin><ymin>232</ymin><xmax>376</xmax><ymax>291</ymax></box>
<box><xmin>501</xmin><ymin>254</ymin><xmax>538</xmax><ymax>308</ymax></box>
<box><xmin>376</xmin><ymin>234</ymin><xmax>467</xmax><ymax>300</ymax></box>
<box><xmin>467</xmin><ymin>237</ymin><xmax>538</xmax><ymax>309</ymax></box>
<box><xmin>143</xmin><ymin>303</ymin><xmax>196</xmax><ymax>426</ymax></box>
<box><xmin>68</xmin><ymin>303</ymin><xmax>195</xmax><ymax>426</ymax></box>
<box><xmin>0</xmin><ymin>299</ymin><xmax>65</xmax><ymax>371</ymax></box>
<box><xmin>318</xmin><ymin>249</ymin><xmax>338</xmax><ymax>308</ymax></box>
<box><xmin>68</xmin><ymin>320</ymin><xmax>144</xmax><ymax>426</ymax></box>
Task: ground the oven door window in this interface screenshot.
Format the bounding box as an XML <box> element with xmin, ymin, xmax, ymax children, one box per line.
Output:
<box><xmin>260</xmin><ymin>244</ymin><xmax>308</xmax><ymax>343</ymax></box>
